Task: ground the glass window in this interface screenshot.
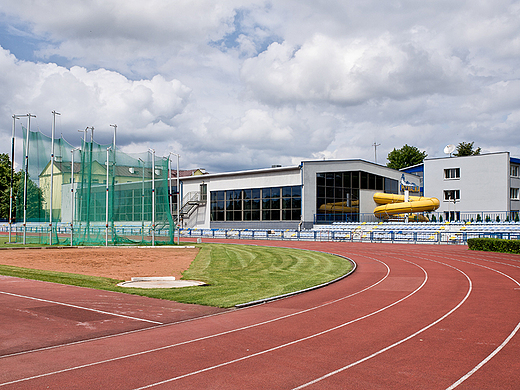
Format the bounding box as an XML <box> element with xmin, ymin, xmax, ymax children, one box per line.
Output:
<box><xmin>368</xmin><ymin>173</ymin><xmax>376</xmax><ymax>190</ymax></box>
<box><xmin>351</xmin><ymin>172</ymin><xmax>359</xmax><ymax>188</ymax></box>
<box><xmin>384</xmin><ymin>178</ymin><xmax>398</xmax><ymax>194</ymax></box>
<box><xmin>444</xmin><ymin>168</ymin><xmax>460</xmax><ymax>179</ymax></box>
<box><xmin>360</xmin><ymin>172</ymin><xmax>368</xmax><ymax>189</ymax></box>
<box><xmin>511</xmin><ymin>165</ymin><xmax>519</xmax><ymax>177</ymax></box>
<box><xmin>444</xmin><ymin>190</ymin><xmax>460</xmax><ymax>201</ymax></box>
<box><xmin>511</xmin><ymin>188</ymin><xmax>519</xmax><ymax>200</ymax></box>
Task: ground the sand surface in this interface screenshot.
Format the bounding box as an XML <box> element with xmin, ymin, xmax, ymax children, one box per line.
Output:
<box><xmin>0</xmin><ymin>247</ymin><xmax>199</xmax><ymax>281</ymax></box>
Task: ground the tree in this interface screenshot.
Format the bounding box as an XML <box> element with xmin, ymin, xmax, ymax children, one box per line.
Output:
<box><xmin>454</xmin><ymin>142</ymin><xmax>481</xmax><ymax>156</ymax></box>
<box><xmin>386</xmin><ymin>144</ymin><xmax>427</xmax><ymax>170</ymax></box>
<box><xmin>0</xmin><ymin>153</ymin><xmax>22</xmax><ymax>221</ymax></box>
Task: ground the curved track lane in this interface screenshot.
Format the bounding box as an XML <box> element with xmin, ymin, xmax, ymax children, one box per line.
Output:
<box><xmin>0</xmin><ymin>242</ymin><xmax>518</xmax><ymax>389</ymax></box>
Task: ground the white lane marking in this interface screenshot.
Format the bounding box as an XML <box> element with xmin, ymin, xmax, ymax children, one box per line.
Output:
<box><xmin>0</xmin><ymin>290</ymin><xmax>163</xmax><ymax>325</ymax></box>
<box><xmin>292</xmin><ymin>259</ymin><xmax>472</xmax><ymax>389</ymax></box>
<box><xmin>446</xmin><ymin>321</ymin><xmax>520</xmax><ymax>390</ymax></box>
<box><xmin>440</xmin><ymin>254</ymin><xmax>520</xmax><ymax>389</ymax></box>
<box><xmin>130</xmin><ymin>259</ymin><xmax>429</xmax><ymax>389</ymax></box>
<box><xmin>0</xmin><ymin>256</ymin><xmax>391</xmax><ymax>387</ymax></box>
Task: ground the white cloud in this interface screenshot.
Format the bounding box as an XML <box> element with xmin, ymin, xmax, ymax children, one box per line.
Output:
<box><xmin>1</xmin><ymin>0</ymin><xmax>520</xmax><ymax>173</ymax></box>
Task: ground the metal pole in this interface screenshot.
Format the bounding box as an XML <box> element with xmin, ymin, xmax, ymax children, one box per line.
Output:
<box><xmin>109</xmin><ymin>124</ymin><xmax>116</xmax><ymax>243</ymax></box>
<box><xmin>168</xmin><ymin>155</ymin><xmax>172</xmax><ymax>218</ymax></box>
<box><xmin>150</xmin><ymin>149</ymin><xmax>155</xmax><ymax>246</ymax></box>
<box><xmin>176</xmin><ymin>153</ymin><xmax>180</xmax><ymax>245</ymax></box>
<box><xmin>9</xmin><ymin>114</ymin><xmax>25</xmax><ymax>243</ymax></box>
<box><xmin>23</xmin><ymin>113</ymin><xmax>36</xmax><ymax>245</ymax></box>
<box><xmin>49</xmin><ymin>110</ymin><xmax>60</xmax><ymax>245</ymax></box>
<box><xmin>110</xmin><ymin>124</ymin><xmax>117</xmax><ymax>152</ymax></box>
<box><xmin>138</xmin><ymin>158</ymin><xmax>145</xmax><ymax>243</ymax></box>
<box><xmin>70</xmin><ymin>147</ymin><xmax>80</xmax><ymax>246</ymax></box>
<box><xmin>105</xmin><ymin>147</ymin><xmax>111</xmax><ymax>247</ymax></box>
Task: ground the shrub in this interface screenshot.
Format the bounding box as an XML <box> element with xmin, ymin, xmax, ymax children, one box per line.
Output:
<box><xmin>467</xmin><ymin>238</ymin><xmax>520</xmax><ymax>254</ymax></box>
<box><xmin>476</xmin><ymin>214</ymin><xmax>482</xmax><ymax>222</ymax></box>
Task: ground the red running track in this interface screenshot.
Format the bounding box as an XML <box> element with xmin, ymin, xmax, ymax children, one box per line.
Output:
<box><xmin>0</xmin><ymin>241</ymin><xmax>519</xmax><ymax>389</ymax></box>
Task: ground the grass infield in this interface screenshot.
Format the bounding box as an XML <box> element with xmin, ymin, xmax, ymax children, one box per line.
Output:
<box><xmin>0</xmin><ymin>243</ymin><xmax>353</xmax><ymax>307</ymax></box>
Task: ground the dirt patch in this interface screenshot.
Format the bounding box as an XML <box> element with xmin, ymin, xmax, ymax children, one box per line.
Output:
<box><xmin>0</xmin><ymin>247</ymin><xmax>199</xmax><ymax>281</ymax></box>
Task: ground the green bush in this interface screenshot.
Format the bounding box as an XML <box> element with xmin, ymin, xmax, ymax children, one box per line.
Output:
<box><xmin>467</xmin><ymin>238</ymin><xmax>520</xmax><ymax>254</ymax></box>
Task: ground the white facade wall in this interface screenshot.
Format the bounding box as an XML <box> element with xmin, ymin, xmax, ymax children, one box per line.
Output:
<box><xmin>424</xmin><ymin>152</ymin><xmax>510</xmax><ymax>214</ymax></box>
<box><xmin>181</xmin><ymin>167</ymin><xmax>301</xmax><ymax>229</ymax></box>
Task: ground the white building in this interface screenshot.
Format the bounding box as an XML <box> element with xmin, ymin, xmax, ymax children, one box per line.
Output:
<box><xmin>178</xmin><ymin>159</ymin><xmax>420</xmax><ymax>230</ymax></box>
<box><xmin>422</xmin><ymin>152</ymin><xmax>520</xmax><ymax>221</ymax></box>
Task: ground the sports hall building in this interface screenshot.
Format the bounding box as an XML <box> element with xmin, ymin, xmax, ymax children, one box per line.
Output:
<box><xmin>179</xmin><ymin>159</ymin><xmax>420</xmax><ymax>230</ymax></box>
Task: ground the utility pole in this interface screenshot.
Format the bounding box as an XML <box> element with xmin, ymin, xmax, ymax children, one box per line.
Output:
<box><xmin>372</xmin><ymin>142</ymin><xmax>381</xmax><ymax>164</ymax></box>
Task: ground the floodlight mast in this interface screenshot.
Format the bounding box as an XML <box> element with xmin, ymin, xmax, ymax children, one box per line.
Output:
<box><xmin>9</xmin><ymin>114</ymin><xmax>27</xmax><ymax>243</ymax></box>
<box><xmin>49</xmin><ymin>110</ymin><xmax>60</xmax><ymax>246</ymax></box>
<box><xmin>23</xmin><ymin>113</ymin><xmax>36</xmax><ymax>245</ymax></box>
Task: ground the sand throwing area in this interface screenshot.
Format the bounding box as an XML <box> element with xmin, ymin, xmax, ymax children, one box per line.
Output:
<box><xmin>0</xmin><ymin>247</ymin><xmax>199</xmax><ymax>281</ymax></box>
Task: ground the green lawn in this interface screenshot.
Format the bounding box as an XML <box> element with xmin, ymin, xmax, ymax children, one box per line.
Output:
<box><xmin>0</xmin><ymin>243</ymin><xmax>353</xmax><ymax>307</ymax></box>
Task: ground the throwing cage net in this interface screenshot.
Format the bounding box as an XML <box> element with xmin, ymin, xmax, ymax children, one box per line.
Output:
<box><xmin>12</xmin><ymin>126</ymin><xmax>175</xmax><ymax>245</ymax></box>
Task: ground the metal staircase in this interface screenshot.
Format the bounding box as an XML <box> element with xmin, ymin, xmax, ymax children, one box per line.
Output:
<box><xmin>172</xmin><ymin>191</ymin><xmax>206</xmax><ymax>223</ymax></box>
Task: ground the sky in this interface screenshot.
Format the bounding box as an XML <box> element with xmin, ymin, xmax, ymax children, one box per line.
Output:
<box><xmin>1</xmin><ymin>0</ymin><xmax>519</xmax><ymax>173</ymax></box>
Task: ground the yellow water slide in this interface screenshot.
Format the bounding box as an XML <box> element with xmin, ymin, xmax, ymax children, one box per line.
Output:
<box><xmin>373</xmin><ymin>193</ymin><xmax>440</xmax><ymax>219</ymax></box>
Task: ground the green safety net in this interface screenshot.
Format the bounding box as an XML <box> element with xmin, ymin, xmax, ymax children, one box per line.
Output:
<box><xmin>13</xmin><ymin>125</ymin><xmax>175</xmax><ymax>246</ymax></box>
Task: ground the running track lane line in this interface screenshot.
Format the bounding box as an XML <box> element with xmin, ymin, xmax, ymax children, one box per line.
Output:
<box><xmin>0</xmin><ymin>256</ymin><xmax>392</xmax><ymax>387</ymax></box>
<box><xmin>290</xmin><ymin>258</ymin><xmax>473</xmax><ymax>389</ymax></box>
<box><xmin>126</xmin><ymin>259</ymin><xmax>429</xmax><ymax>389</ymax></box>
<box><xmin>0</xmin><ymin>290</ymin><xmax>163</xmax><ymax>325</ymax></box>
<box><xmin>433</xmin><ymin>254</ymin><xmax>520</xmax><ymax>389</ymax></box>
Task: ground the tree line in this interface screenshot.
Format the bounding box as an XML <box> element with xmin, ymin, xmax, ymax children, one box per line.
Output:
<box><xmin>0</xmin><ymin>153</ymin><xmax>44</xmax><ymax>221</ymax></box>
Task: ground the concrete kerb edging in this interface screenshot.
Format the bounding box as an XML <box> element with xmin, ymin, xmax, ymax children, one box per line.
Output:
<box><xmin>235</xmin><ymin>250</ymin><xmax>357</xmax><ymax>308</ymax></box>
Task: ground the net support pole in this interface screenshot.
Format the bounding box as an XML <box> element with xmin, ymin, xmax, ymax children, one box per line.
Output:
<box><xmin>49</xmin><ymin>111</ymin><xmax>60</xmax><ymax>245</ymax></box>
<box><xmin>176</xmin><ymin>153</ymin><xmax>180</xmax><ymax>245</ymax></box>
<box><xmin>23</xmin><ymin>113</ymin><xmax>36</xmax><ymax>245</ymax></box>
<box><xmin>170</xmin><ymin>152</ymin><xmax>180</xmax><ymax>245</ymax></box>
<box><xmin>150</xmin><ymin>149</ymin><xmax>155</xmax><ymax>246</ymax></box>
<box><xmin>9</xmin><ymin>114</ymin><xmax>25</xmax><ymax>243</ymax></box>
<box><xmin>70</xmin><ymin>147</ymin><xmax>80</xmax><ymax>247</ymax></box>
<box><xmin>138</xmin><ymin>158</ymin><xmax>145</xmax><ymax>243</ymax></box>
<box><xmin>105</xmin><ymin>146</ymin><xmax>111</xmax><ymax>247</ymax></box>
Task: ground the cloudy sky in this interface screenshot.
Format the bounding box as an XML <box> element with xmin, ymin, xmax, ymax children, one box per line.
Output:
<box><xmin>1</xmin><ymin>0</ymin><xmax>519</xmax><ymax>173</ymax></box>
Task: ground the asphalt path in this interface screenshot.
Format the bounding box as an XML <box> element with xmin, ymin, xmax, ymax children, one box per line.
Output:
<box><xmin>0</xmin><ymin>241</ymin><xmax>519</xmax><ymax>389</ymax></box>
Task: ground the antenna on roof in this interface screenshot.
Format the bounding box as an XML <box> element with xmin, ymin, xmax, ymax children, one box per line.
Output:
<box><xmin>444</xmin><ymin>144</ymin><xmax>456</xmax><ymax>157</ymax></box>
